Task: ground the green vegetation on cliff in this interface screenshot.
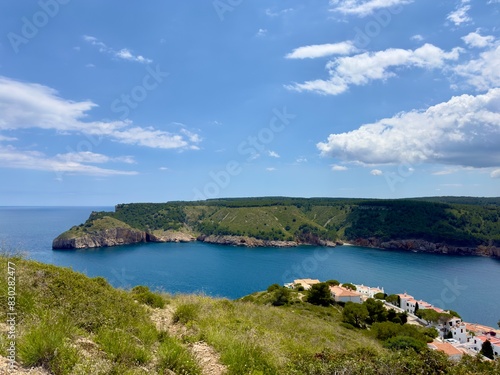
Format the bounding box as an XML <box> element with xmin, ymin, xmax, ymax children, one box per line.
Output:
<box><xmin>1</xmin><ymin>254</ymin><xmax>498</xmax><ymax>374</ymax></box>
<box><xmin>55</xmin><ymin>197</ymin><xmax>500</xmax><ymax>249</ymax></box>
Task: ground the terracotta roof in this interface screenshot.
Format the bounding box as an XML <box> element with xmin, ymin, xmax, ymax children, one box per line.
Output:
<box><xmin>294</xmin><ymin>278</ymin><xmax>320</xmax><ymax>285</ymax></box>
<box><xmin>330</xmin><ymin>285</ymin><xmax>362</xmax><ymax>297</ymax></box>
<box><xmin>428</xmin><ymin>341</ymin><xmax>464</xmax><ymax>356</ymax></box>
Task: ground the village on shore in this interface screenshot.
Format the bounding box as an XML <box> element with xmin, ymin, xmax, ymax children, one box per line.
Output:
<box><xmin>284</xmin><ymin>278</ymin><xmax>500</xmax><ymax>361</ymax></box>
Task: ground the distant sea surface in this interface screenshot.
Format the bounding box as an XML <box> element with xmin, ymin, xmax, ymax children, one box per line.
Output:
<box><xmin>1</xmin><ymin>206</ymin><xmax>499</xmax><ymax>327</ymax></box>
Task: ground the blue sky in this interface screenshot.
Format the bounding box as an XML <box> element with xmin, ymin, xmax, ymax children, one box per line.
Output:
<box><xmin>0</xmin><ymin>0</ymin><xmax>499</xmax><ymax>205</ymax></box>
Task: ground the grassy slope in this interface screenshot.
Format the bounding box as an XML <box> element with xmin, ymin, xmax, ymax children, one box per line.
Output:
<box><xmin>1</xmin><ymin>254</ymin><xmax>499</xmax><ymax>374</ymax></box>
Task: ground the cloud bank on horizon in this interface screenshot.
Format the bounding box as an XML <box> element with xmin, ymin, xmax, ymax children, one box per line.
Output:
<box><xmin>0</xmin><ymin>0</ymin><xmax>499</xmax><ymax>204</ymax></box>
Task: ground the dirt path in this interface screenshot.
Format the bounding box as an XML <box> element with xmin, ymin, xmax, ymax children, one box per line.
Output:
<box><xmin>150</xmin><ymin>307</ymin><xmax>227</xmax><ymax>375</ymax></box>
<box><xmin>0</xmin><ymin>356</ymin><xmax>49</xmax><ymax>375</ymax></box>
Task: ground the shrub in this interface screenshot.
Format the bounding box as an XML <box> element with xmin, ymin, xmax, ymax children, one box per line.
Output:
<box><xmin>131</xmin><ymin>285</ymin><xmax>165</xmax><ymax>308</ymax></box>
<box><xmin>384</xmin><ymin>336</ymin><xmax>426</xmax><ymax>352</ymax></box>
<box><xmin>374</xmin><ymin>292</ymin><xmax>387</xmax><ymax>300</ymax></box>
<box><xmin>157</xmin><ymin>335</ymin><xmax>201</xmax><ymax>375</ymax></box>
<box><xmin>307</xmin><ymin>283</ymin><xmax>333</xmax><ymax>307</ymax></box>
<box><xmin>18</xmin><ymin>315</ymin><xmax>78</xmax><ymax>375</ymax></box>
<box><xmin>325</xmin><ymin>279</ymin><xmax>340</xmax><ymax>286</ymax></box>
<box><xmin>96</xmin><ymin>328</ymin><xmax>150</xmax><ymax>365</ymax></box>
<box><xmin>267</xmin><ymin>283</ymin><xmax>281</xmax><ymax>293</ymax></box>
<box><xmin>271</xmin><ymin>287</ymin><xmax>291</xmax><ymax>306</ymax></box>
<box><xmin>173</xmin><ymin>303</ymin><xmax>200</xmax><ymax>324</ymax></box>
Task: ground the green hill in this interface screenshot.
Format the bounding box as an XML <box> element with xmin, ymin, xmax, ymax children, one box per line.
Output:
<box><xmin>53</xmin><ymin>197</ymin><xmax>500</xmax><ymax>253</ymax></box>
<box><xmin>1</xmin><ymin>254</ymin><xmax>498</xmax><ymax>374</ymax></box>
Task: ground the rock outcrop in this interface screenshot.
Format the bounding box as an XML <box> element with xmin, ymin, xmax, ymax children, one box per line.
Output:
<box><xmin>197</xmin><ymin>235</ymin><xmax>299</xmax><ymax>248</ymax></box>
<box><xmin>52</xmin><ymin>228</ymin><xmax>147</xmax><ymax>249</ymax></box>
<box><xmin>348</xmin><ymin>238</ymin><xmax>500</xmax><ymax>258</ymax></box>
<box><xmin>146</xmin><ymin>230</ymin><xmax>196</xmax><ymax>243</ymax></box>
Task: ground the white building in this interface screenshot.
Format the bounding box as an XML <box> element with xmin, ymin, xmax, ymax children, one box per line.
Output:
<box><xmin>330</xmin><ymin>285</ymin><xmax>363</xmax><ymax>303</ymax></box>
<box><xmin>289</xmin><ymin>278</ymin><xmax>320</xmax><ymax>290</ymax></box>
<box><xmin>449</xmin><ymin>322</ymin><xmax>468</xmax><ymax>344</ymax></box>
<box><xmin>398</xmin><ymin>293</ymin><xmax>416</xmax><ymax>313</ymax></box>
<box><xmin>354</xmin><ymin>284</ymin><xmax>384</xmax><ymax>298</ymax></box>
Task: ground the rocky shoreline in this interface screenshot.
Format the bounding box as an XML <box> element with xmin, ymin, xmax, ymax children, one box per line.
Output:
<box><xmin>348</xmin><ymin>238</ymin><xmax>500</xmax><ymax>258</ymax></box>
<box><xmin>52</xmin><ymin>230</ymin><xmax>338</xmax><ymax>250</ymax></box>
<box><xmin>52</xmin><ymin>230</ymin><xmax>499</xmax><ymax>258</ymax></box>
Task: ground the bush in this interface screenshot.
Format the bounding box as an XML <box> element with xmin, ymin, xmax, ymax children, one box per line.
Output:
<box><xmin>131</xmin><ymin>285</ymin><xmax>165</xmax><ymax>308</ymax></box>
<box><xmin>267</xmin><ymin>283</ymin><xmax>281</xmax><ymax>293</ymax></box>
<box><xmin>173</xmin><ymin>303</ymin><xmax>200</xmax><ymax>324</ymax></box>
<box><xmin>384</xmin><ymin>336</ymin><xmax>426</xmax><ymax>352</ymax></box>
<box><xmin>18</xmin><ymin>315</ymin><xmax>78</xmax><ymax>375</ymax></box>
<box><xmin>325</xmin><ymin>279</ymin><xmax>340</xmax><ymax>286</ymax></box>
<box><xmin>157</xmin><ymin>335</ymin><xmax>201</xmax><ymax>375</ymax></box>
<box><xmin>96</xmin><ymin>328</ymin><xmax>150</xmax><ymax>365</ymax></box>
<box><xmin>307</xmin><ymin>283</ymin><xmax>333</xmax><ymax>307</ymax></box>
<box><xmin>271</xmin><ymin>287</ymin><xmax>291</xmax><ymax>306</ymax></box>
<box><xmin>374</xmin><ymin>292</ymin><xmax>387</xmax><ymax>300</ymax></box>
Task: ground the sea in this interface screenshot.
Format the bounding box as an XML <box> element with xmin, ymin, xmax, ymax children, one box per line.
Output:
<box><xmin>1</xmin><ymin>206</ymin><xmax>499</xmax><ymax>327</ymax></box>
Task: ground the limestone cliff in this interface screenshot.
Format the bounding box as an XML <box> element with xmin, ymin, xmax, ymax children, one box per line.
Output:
<box><xmin>197</xmin><ymin>234</ymin><xmax>338</xmax><ymax>248</ymax></box>
<box><xmin>146</xmin><ymin>230</ymin><xmax>196</xmax><ymax>243</ymax></box>
<box><xmin>348</xmin><ymin>238</ymin><xmax>500</xmax><ymax>258</ymax></box>
<box><xmin>52</xmin><ymin>227</ymin><xmax>147</xmax><ymax>249</ymax></box>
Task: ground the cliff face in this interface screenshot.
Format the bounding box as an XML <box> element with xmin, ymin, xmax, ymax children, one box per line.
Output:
<box><xmin>146</xmin><ymin>230</ymin><xmax>196</xmax><ymax>243</ymax></box>
<box><xmin>197</xmin><ymin>234</ymin><xmax>338</xmax><ymax>248</ymax></box>
<box><xmin>348</xmin><ymin>238</ymin><xmax>500</xmax><ymax>257</ymax></box>
<box><xmin>52</xmin><ymin>228</ymin><xmax>147</xmax><ymax>249</ymax></box>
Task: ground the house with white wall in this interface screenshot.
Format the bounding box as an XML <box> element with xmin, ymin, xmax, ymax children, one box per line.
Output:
<box><xmin>290</xmin><ymin>278</ymin><xmax>320</xmax><ymax>290</ymax></box>
<box><xmin>330</xmin><ymin>285</ymin><xmax>363</xmax><ymax>303</ymax></box>
<box><xmin>354</xmin><ymin>284</ymin><xmax>384</xmax><ymax>298</ymax></box>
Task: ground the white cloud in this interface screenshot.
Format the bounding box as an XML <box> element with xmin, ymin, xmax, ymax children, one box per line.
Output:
<box><xmin>285</xmin><ymin>41</ymin><xmax>358</xmax><ymax>59</ymax></box>
<box><xmin>0</xmin><ymin>145</ymin><xmax>137</xmax><ymax>176</ymax></box>
<box><xmin>461</xmin><ymin>31</ymin><xmax>495</xmax><ymax>48</ymax></box>
<box><xmin>0</xmin><ymin>134</ymin><xmax>17</xmax><ymax>142</ymax></box>
<box><xmin>411</xmin><ymin>34</ymin><xmax>424</xmax><ymax>42</ymax></box>
<box><xmin>256</xmin><ymin>29</ymin><xmax>268</xmax><ymax>37</ymax></box>
<box><xmin>331</xmin><ymin>164</ymin><xmax>348</xmax><ymax>171</ymax></box>
<box><xmin>85</xmin><ymin>63</ymin><xmax>95</xmax><ymax>68</ymax></box>
<box><xmin>159</xmin><ymin>166</ymin><xmax>169</xmax><ymax>171</ymax></box>
<box><xmin>454</xmin><ymin>43</ymin><xmax>500</xmax><ymax>91</ymax></box>
<box><xmin>370</xmin><ymin>169</ymin><xmax>383</xmax><ymax>175</ymax></box>
<box><xmin>0</xmin><ymin>76</ymin><xmax>201</xmax><ymax>150</ymax></box>
<box><xmin>287</xmin><ymin>44</ymin><xmax>462</xmax><ymax>95</ymax></box>
<box><xmin>447</xmin><ymin>4</ymin><xmax>471</xmax><ymax>26</ymax></box>
<box><xmin>296</xmin><ymin>156</ymin><xmax>308</xmax><ymax>163</ymax></box>
<box><xmin>83</xmin><ymin>35</ymin><xmax>152</xmax><ymax>64</ymax></box>
<box><xmin>265</xmin><ymin>8</ymin><xmax>294</xmax><ymax>17</ymax></box>
<box><xmin>266</xmin><ymin>167</ymin><xmax>276</xmax><ymax>172</ymax></box>
<box><xmin>56</xmin><ymin>151</ymin><xmax>135</xmax><ymax>164</ymax></box>
<box><xmin>432</xmin><ymin>168</ymin><xmax>458</xmax><ymax>175</ymax></box>
<box><xmin>115</xmin><ymin>48</ymin><xmax>152</xmax><ymax>64</ymax></box>
<box><xmin>329</xmin><ymin>0</ymin><xmax>413</xmax><ymax>17</ymax></box>
<box><xmin>268</xmin><ymin>150</ymin><xmax>280</xmax><ymax>158</ymax></box>
<box><xmin>491</xmin><ymin>169</ymin><xmax>500</xmax><ymax>178</ymax></box>
<box><xmin>317</xmin><ymin>89</ymin><xmax>500</xmax><ymax>173</ymax></box>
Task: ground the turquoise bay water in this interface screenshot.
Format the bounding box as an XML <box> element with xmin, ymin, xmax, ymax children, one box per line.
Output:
<box><xmin>1</xmin><ymin>207</ymin><xmax>499</xmax><ymax>327</ymax></box>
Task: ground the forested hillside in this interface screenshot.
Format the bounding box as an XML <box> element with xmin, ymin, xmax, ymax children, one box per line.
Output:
<box><xmin>54</xmin><ymin>197</ymin><xmax>500</xmax><ymax>252</ymax></box>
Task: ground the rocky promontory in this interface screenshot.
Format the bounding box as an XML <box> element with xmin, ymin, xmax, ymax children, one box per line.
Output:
<box><xmin>52</xmin><ymin>227</ymin><xmax>147</xmax><ymax>249</ymax></box>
